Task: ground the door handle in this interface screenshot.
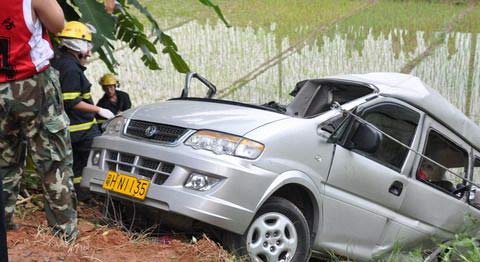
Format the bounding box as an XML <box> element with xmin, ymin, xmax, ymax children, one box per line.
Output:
<box><xmin>389</xmin><ymin>181</ymin><xmax>403</xmax><ymax>196</ymax></box>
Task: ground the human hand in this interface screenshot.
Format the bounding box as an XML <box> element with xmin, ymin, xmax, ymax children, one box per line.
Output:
<box><xmin>98</xmin><ymin>108</ymin><xmax>115</xmax><ymax>119</ymax></box>
<box><xmin>104</xmin><ymin>0</ymin><xmax>116</xmax><ymax>14</ymax></box>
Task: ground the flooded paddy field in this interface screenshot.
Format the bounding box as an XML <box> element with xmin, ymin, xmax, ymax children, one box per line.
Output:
<box><xmin>86</xmin><ymin>0</ymin><xmax>480</xmax><ymax>124</ymax></box>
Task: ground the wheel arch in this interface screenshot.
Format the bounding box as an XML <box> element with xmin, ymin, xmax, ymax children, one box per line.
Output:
<box><xmin>252</xmin><ymin>171</ymin><xmax>322</xmax><ymax>242</ymax></box>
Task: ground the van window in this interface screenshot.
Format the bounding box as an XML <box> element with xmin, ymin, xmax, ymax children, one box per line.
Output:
<box><xmin>358</xmin><ymin>103</ymin><xmax>420</xmax><ymax>171</ymax></box>
<box><xmin>416</xmin><ymin>130</ymin><xmax>468</xmax><ymax>197</ymax></box>
<box><xmin>472</xmin><ymin>158</ymin><xmax>480</xmax><ymax>185</ymax></box>
<box><xmin>287</xmin><ymin>80</ymin><xmax>373</xmax><ymax>118</ymax></box>
<box><xmin>469</xmin><ymin>158</ymin><xmax>480</xmax><ymax>209</ymax></box>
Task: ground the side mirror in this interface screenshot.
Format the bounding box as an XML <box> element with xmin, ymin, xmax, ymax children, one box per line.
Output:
<box><xmin>316</xmin><ymin>125</ymin><xmax>331</xmax><ymax>140</ymax></box>
<box><xmin>348</xmin><ymin>123</ymin><xmax>381</xmax><ymax>153</ymax></box>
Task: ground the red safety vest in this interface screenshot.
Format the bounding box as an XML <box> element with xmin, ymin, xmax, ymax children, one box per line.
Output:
<box><xmin>0</xmin><ymin>0</ymin><xmax>53</xmax><ymax>82</ymax></box>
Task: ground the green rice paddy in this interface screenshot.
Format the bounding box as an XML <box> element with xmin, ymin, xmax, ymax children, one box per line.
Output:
<box><xmin>86</xmin><ymin>0</ymin><xmax>480</xmax><ymax>125</ymax></box>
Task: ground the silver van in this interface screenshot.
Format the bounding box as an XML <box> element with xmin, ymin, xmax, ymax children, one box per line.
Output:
<box><xmin>81</xmin><ymin>72</ymin><xmax>480</xmax><ymax>261</ymax></box>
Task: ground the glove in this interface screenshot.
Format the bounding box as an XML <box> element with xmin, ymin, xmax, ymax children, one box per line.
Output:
<box><xmin>98</xmin><ymin>107</ymin><xmax>115</xmax><ymax>119</ymax></box>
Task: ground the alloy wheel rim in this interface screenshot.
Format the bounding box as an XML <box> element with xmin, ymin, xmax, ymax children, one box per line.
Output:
<box><xmin>246</xmin><ymin>212</ymin><xmax>298</xmax><ymax>262</ymax></box>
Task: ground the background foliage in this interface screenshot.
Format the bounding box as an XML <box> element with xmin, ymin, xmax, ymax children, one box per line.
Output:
<box><xmin>58</xmin><ymin>0</ymin><xmax>229</xmax><ymax>73</ymax></box>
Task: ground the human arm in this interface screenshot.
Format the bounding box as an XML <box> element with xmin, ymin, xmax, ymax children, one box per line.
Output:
<box><xmin>32</xmin><ymin>0</ymin><xmax>64</xmax><ymax>33</ymax></box>
<box><xmin>73</xmin><ymin>102</ymin><xmax>115</xmax><ymax>119</ymax></box>
<box><xmin>72</xmin><ymin>101</ymin><xmax>101</xmax><ymax>113</ymax></box>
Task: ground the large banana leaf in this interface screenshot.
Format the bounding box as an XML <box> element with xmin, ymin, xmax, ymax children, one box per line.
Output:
<box><xmin>59</xmin><ymin>0</ymin><xmax>229</xmax><ymax>73</ymax></box>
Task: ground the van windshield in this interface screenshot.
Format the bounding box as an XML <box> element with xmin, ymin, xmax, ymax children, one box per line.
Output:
<box><xmin>284</xmin><ymin>79</ymin><xmax>374</xmax><ymax>118</ymax></box>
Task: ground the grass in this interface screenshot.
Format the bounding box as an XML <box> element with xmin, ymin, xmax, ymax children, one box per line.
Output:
<box><xmin>385</xmin><ymin>235</ymin><xmax>480</xmax><ymax>262</ymax></box>
<box><xmin>139</xmin><ymin>0</ymin><xmax>367</xmax><ymax>42</ymax></box>
<box><xmin>138</xmin><ymin>0</ymin><xmax>472</xmax><ymax>46</ymax></box>
<box><xmin>335</xmin><ymin>0</ymin><xmax>466</xmax><ymax>34</ymax></box>
<box><xmin>321</xmin><ymin>0</ymin><xmax>469</xmax><ymax>56</ymax></box>
<box><xmin>135</xmin><ymin>0</ymin><xmax>207</xmax><ymax>28</ymax></box>
<box><xmin>455</xmin><ymin>3</ymin><xmax>480</xmax><ymax>33</ymax></box>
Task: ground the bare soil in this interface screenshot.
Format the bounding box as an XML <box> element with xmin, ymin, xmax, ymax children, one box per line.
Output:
<box><xmin>6</xmin><ymin>203</ymin><xmax>235</xmax><ymax>262</ymax></box>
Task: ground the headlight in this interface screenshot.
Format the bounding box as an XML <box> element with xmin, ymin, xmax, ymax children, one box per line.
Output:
<box><xmin>104</xmin><ymin>116</ymin><xmax>125</xmax><ymax>135</ymax></box>
<box><xmin>91</xmin><ymin>150</ymin><xmax>101</xmax><ymax>166</ymax></box>
<box><xmin>185</xmin><ymin>130</ymin><xmax>264</xmax><ymax>159</ymax></box>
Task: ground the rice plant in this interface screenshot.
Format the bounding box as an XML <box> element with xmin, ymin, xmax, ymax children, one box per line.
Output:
<box><xmin>85</xmin><ymin>21</ymin><xmax>480</xmax><ymax>126</ymax></box>
<box><xmin>85</xmin><ymin>1</ymin><xmax>480</xmax><ymax>126</ymax></box>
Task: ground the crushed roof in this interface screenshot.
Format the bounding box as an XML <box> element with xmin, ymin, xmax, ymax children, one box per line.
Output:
<box><xmin>328</xmin><ymin>72</ymin><xmax>480</xmax><ymax>151</ymax></box>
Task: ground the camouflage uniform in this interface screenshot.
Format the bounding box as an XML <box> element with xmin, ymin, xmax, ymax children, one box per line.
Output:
<box><xmin>0</xmin><ymin>67</ymin><xmax>78</xmax><ymax>240</ymax></box>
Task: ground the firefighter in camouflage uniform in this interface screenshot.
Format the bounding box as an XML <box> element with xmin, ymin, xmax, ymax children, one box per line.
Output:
<box><xmin>0</xmin><ymin>0</ymin><xmax>78</xmax><ymax>241</ymax></box>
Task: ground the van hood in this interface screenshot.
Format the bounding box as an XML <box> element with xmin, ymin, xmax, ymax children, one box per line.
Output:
<box><xmin>128</xmin><ymin>100</ymin><xmax>288</xmax><ymax>136</ymax></box>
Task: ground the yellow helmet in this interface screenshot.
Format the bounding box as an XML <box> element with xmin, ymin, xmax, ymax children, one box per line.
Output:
<box><xmin>99</xmin><ymin>73</ymin><xmax>118</xmax><ymax>86</ymax></box>
<box><xmin>58</xmin><ymin>21</ymin><xmax>92</xmax><ymax>42</ymax></box>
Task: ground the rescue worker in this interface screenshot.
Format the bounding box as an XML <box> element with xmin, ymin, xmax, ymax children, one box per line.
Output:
<box><xmin>96</xmin><ymin>73</ymin><xmax>132</xmax><ymax>128</ymax></box>
<box><xmin>53</xmin><ymin>21</ymin><xmax>115</xmax><ymax>202</ymax></box>
<box><xmin>0</xmin><ymin>0</ymin><xmax>78</xmax><ymax>241</ymax></box>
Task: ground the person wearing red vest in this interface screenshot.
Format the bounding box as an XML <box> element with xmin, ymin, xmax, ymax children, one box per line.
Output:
<box><xmin>0</xmin><ymin>0</ymin><xmax>78</xmax><ymax>242</ymax></box>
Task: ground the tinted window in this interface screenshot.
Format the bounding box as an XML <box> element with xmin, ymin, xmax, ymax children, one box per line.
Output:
<box><xmin>469</xmin><ymin>158</ymin><xmax>480</xmax><ymax>208</ymax></box>
<box><xmin>416</xmin><ymin>130</ymin><xmax>468</xmax><ymax>197</ymax></box>
<box><xmin>359</xmin><ymin>103</ymin><xmax>420</xmax><ymax>170</ymax></box>
<box><xmin>473</xmin><ymin>158</ymin><xmax>480</xmax><ymax>184</ymax></box>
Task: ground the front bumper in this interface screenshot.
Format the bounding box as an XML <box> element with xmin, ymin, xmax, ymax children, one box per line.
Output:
<box><xmin>81</xmin><ymin>134</ymin><xmax>276</xmax><ymax>234</ymax></box>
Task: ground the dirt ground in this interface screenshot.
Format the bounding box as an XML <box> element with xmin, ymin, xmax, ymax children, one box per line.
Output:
<box><xmin>6</xmin><ymin>202</ymin><xmax>235</xmax><ymax>262</ymax></box>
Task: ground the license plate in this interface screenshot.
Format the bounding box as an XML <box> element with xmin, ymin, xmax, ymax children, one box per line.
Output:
<box><xmin>102</xmin><ymin>171</ymin><xmax>150</xmax><ymax>200</ymax></box>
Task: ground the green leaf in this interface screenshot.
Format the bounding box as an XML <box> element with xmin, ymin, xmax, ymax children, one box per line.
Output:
<box><xmin>198</xmin><ymin>0</ymin><xmax>231</xmax><ymax>27</ymax></box>
<box><xmin>159</xmin><ymin>33</ymin><xmax>178</xmax><ymax>51</ymax></box>
<box><xmin>73</xmin><ymin>0</ymin><xmax>115</xmax><ymax>39</ymax></box>
<box><xmin>136</xmin><ymin>37</ymin><xmax>157</xmax><ymax>53</ymax></box>
<box><xmin>114</xmin><ymin>3</ymin><xmax>162</xmax><ymax>70</ymax></box>
<box><xmin>126</xmin><ymin>0</ymin><xmax>191</xmax><ymax>74</ymax></box>
<box><xmin>72</xmin><ymin>0</ymin><xmax>116</xmax><ymax>60</ymax></box>
<box><xmin>97</xmin><ymin>48</ymin><xmax>116</xmax><ymax>73</ymax></box>
<box><xmin>162</xmin><ymin>46</ymin><xmax>190</xmax><ymax>73</ymax></box>
<box><xmin>62</xmin><ymin>0</ymin><xmax>196</xmax><ymax>74</ymax></box>
<box><xmin>127</xmin><ymin>0</ymin><xmax>164</xmax><ymax>37</ymax></box>
<box><xmin>140</xmin><ymin>46</ymin><xmax>161</xmax><ymax>70</ymax></box>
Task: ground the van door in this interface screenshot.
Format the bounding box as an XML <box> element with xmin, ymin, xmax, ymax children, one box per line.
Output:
<box><xmin>319</xmin><ymin>98</ymin><xmax>423</xmax><ymax>259</ymax></box>
<box><xmin>400</xmin><ymin>116</ymin><xmax>469</xmax><ymax>237</ymax></box>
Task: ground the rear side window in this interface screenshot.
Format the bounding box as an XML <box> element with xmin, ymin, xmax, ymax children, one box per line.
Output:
<box><xmin>469</xmin><ymin>158</ymin><xmax>480</xmax><ymax>208</ymax></box>
<box><xmin>359</xmin><ymin>103</ymin><xmax>420</xmax><ymax>171</ymax></box>
<box><xmin>473</xmin><ymin>158</ymin><xmax>480</xmax><ymax>186</ymax></box>
<box><xmin>416</xmin><ymin>130</ymin><xmax>469</xmax><ymax>197</ymax></box>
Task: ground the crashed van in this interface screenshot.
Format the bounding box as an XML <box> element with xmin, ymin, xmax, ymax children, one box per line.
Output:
<box><xmin>81</xmin><ymin>72</ymin><xmax>480</xmax><ymax>261</ymax></box>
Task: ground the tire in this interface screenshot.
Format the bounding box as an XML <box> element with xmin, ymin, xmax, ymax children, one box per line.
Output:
<box><xmin>225</xmin><ymin>197</ymin><xmax>311</xmax><ymax>262</ymax></box>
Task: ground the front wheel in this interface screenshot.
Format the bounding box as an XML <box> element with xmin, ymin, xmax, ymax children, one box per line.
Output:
<box><xmin>226</xmin><ymin>197</ymin><xmax>311</xmax><ymax>262</ymax></box>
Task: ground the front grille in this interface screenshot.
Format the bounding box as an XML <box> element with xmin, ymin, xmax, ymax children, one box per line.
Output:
<box><xmin>124</xmin><ymin>120</ymin><xmax>187</xmax><ymax>144</ymax></box>
<box><xmin>105</xmin><ymin>150</ymin><xmax>175</xmax><ymax>185</ymax></box>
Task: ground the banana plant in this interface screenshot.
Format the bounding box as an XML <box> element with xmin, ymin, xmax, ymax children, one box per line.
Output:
<box><xmin>58</xmin><ymin>0</ymin><xmax>229</xmax><ymax>73</ymax></box>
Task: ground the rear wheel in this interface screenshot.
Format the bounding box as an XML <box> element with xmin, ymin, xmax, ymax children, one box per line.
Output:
<box><xmin>226</xmin><ymin>197</ymin><xmax>311</xmax><ymax>262</ymax></box>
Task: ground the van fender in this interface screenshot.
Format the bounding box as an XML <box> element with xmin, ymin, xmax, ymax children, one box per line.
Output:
<box><xmin>250</xmin><ymin>170</ymin><xmax>323</xmax><ymax>237</ymax></box>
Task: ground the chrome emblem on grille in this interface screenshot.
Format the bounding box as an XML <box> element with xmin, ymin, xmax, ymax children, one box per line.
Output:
<box><xmin>144</xmin><ymin>126</ymin><xmax>157</xmax><ymax>138</ymax></box>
